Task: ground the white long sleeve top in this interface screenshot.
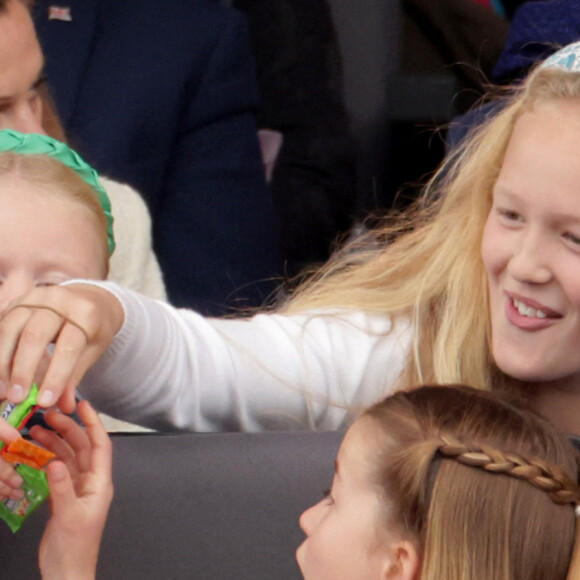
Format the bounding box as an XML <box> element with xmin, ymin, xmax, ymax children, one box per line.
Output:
<box><xmin>75</xmin><ymin>282</ymin><xmax>413</xmax><ymax>432</ymax></box>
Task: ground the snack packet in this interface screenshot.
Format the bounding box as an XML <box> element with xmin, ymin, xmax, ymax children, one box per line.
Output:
<box><xmin>0</xmin><ymin>464</ymin><xmax>49</xmax><ymax>532</ymax></box>
<box><xmin>0</xmin><ymin>384</ymin><xmax>53</xmax><ymax>532</ymax></box>
<box><xmin>0</xmin><ymin>384</ymin><xmax>40</xmax><ymax>435</ymax></box>
<box><xmin>2</xmin><ymin>438</ymin><xmax>55</xmax><ymax>470</ymax></box>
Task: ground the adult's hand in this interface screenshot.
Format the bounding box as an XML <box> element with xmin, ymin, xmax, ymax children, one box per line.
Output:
<box><xmin>33</xmin><ymin>401</ymin><xmax>114</xmax><ymax>580</ymax></box>
<box><xmin>0</xmin><ymin>284</ymin><xmax>125</xmax><ymax>413</ymax></box>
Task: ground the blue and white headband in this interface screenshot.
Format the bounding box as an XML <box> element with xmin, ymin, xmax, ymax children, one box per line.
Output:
<box><xmin>538</xmin><ymin>41</ymin><xmax>580</xmax><ymax>74</ymax></box>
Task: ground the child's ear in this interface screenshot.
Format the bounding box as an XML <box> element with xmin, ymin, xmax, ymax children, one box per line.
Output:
<box><xmin>381</xmin><ymin>540</ymin><xmax>420</xmax><ymax>580</ymax></box>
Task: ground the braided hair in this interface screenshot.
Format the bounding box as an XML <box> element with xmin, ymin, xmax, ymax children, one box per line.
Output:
<box><xmin>437</xmin><ymin>434</ymin><xmax>580</xmax><ymax>506</ymax></box>
<box><xmin>362</xmin><ymin>385</ymin><xmax>580</xmax><ymax>580</ymax></box>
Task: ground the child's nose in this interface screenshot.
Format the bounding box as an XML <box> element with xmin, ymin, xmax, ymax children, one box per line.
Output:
<box><xmin>298</xmin><ymin>500</ymin><xmax>324</xmax><ymax>536</ymax></box>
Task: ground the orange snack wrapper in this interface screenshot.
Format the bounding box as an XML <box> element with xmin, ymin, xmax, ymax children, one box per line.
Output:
<box><xmin>1</xmin><ymin>438</ymin><xmax>55</xmax><ymax>470</ymax></box>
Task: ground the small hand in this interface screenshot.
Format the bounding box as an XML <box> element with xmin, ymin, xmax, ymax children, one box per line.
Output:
<box><xmin>0</xmin><ymin>284</ymin><xmax>124</xmax><ymax>413</ymax></box>
<box><xmin>33</xmin><ymin>401</ymin><xmax>113</xmax><ymax>580</ymax></box>
<box><xmin>0</xmin><ymin>417</ymin><xmax>25</xmax><ymax>500</ymax></box>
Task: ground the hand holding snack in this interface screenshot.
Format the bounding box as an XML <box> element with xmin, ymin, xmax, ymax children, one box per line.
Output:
<box><xmin>0</xmin><ymin>452</ymin><xmax>25</xmax><ymax>501</ymax></box>
<box><xmin>33</xmin><ymin>401</ymin><xmax>113</xmax><ymax>580</ymax></box>
<box><xmin>0</xmin><ymin>284</ymin><xmax>124</xmax><ymax>413</ymax></box>
<box><xmin>0</xmin><ymin>459</ymin><xmax>23</xmax><ymax>501</ymax></box>
<box><xmin>0</xmin><ymin>385</ymin><xmax>39</xmax><ymax>502</ymax></box>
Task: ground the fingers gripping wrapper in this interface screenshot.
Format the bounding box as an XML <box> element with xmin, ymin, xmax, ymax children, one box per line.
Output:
<box><xmin>0</xmin><ymin>465</ymin><xmax>50</xmax><ymax>533</ymax></box>
<box><xmin>0</xmin><ymin>385</ymin><xmax>55</xmax><ymax>532</ymax></box>
<box><xmin>2</xmin><ymin>439</ymin><xmax>55</xmax><ymax>471</ymax></box>
<box><xmin>0</xmin><ymin>385</ymin><xmax>40</xmax><ymax>431</ymax></box>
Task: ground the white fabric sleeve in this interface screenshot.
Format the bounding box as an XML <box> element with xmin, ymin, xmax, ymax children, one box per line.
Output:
<box><xmin>66</xmin><ymin>281</ymin><xmax>412</xmax><ymax>432</ymax></box>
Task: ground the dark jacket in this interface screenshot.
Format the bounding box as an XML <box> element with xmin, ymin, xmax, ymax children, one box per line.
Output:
<box><xmin>493</xmin><ymin>0</ymin><xmax>580</xmax><ymax>82</ymax></box>
<box><xmin>34</xmin><ymin>0</ymin><xmax>280</xmax><ymax>313</ymax></box>
<box><xmin>234</xmin><ymin>0</ymin><xmax>356</xmax><ymax>274</ymax></box>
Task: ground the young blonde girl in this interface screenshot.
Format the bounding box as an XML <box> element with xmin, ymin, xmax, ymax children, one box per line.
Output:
<box><xmin>0</xmin><ymin>131</ymin><xmax>116</xmax><ymax>576</ymax></box>
<box><xmin>2</xmin><ymin>46</ymin><xmax>580</xmax><ymax>448</ymax></box>
<box><xmin>0</xmin><ymin>129</ymin><xmax>155</xmax><ymax>497</ymax></box>
<box><xmin>298</xmin><ymin>385</ymin><xmax>580</xmax><ymax>580</ymax></box>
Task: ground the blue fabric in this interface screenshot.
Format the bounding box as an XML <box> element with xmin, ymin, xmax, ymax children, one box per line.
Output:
<box><xmin>34</xmin><ymin>0</ymin><xmax>280</xmax><ymax>314</ymax></box>
<box><xmin>492</xmin><ymin>0</ymin><xmax>580</xmax><ymax>81</ymax></box>
<box><xmin>491</xmin><ymin>0</ymin><xmax>507</xmax><ymax>18</ymax></box>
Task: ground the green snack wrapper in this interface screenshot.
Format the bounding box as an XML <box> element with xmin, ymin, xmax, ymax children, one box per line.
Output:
<box><xmin>0</xmin><ymin>384</ymin><xmax>40</xmax><ymax>442</ymax></box>
<box><xmin>0</xmin><ymin>463</ymin><xmax>49</xmax><ymax>533</ymax></box>
<box><xmin>0</xmin><ymin>384</ymin><xmax>50</xmax><ymax>532</ymax></box>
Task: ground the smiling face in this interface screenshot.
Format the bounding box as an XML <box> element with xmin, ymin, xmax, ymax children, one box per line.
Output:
<box><xmin>0</xmin><ymin>171</ymin><xmax>106</xmax><ymax>311</ymax></box>
<box><xmin>296</xmin><ymin>420</ymin><xmax>418</xmax><ymax>580</ymax></box>
<box><xmin>482</xmin><ymin>98</ymin><xmax>580</xmax><ymax>390</ymax></box>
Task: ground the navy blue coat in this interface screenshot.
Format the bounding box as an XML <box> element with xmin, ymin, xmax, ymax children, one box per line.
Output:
<box><xmin>34</xmin><ymin>0</ymin><xmax>279</xmax><ymax>314</ymax></box>
<box><xmin>492</xmin><ymin>0</ymin><xmax>580</xmax><ymax>82</ymax></box>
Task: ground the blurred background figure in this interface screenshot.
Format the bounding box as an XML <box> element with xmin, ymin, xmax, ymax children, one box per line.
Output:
<box><xmin>33</xmin><ymin>0</ymin><xmax>280</xmax><ymax>314</ymax></box>
<box><xmin>232</xmin><ymin>0</ymin><xmax>357</xmax><ymax>278</ymax></box>
<box><xmin>446</xmin><ymin>0</ymin><xmax>575</xmax><ymax>150</ymax></box>
<box><xmin>392</xmin><ymin>0</ymin><xmax>510</xmax><ymax>206</ymax></box>
<box><xmin>492</xmin><ymin>0</ymin><xmax>580</xmax><ymax>84</ymax></box>
<box><xmin>0</xmin><ymin>0</ymin><xmax>166</xmax><ymax>301</ymax></box>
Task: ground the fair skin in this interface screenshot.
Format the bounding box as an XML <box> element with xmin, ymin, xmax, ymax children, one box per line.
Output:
<box><xmin>481</xmin><ymin>98</ymin><xmax>580</xmax><ymax>433</ymax></box>
<box><xmin>0</xmin><ymin>0</ymin><xmax>46</xmax><ymax>135</ymax></box>
<box><xmin>0</xmin><ymin>7</ymin><xmax>114</xmax><ymax>551</ymax></box>
<box><xmin>33</xmin><ymin>400</ymin><xmax>114</xmax><ymax>580</ymax></box>
<box><xmin>0</xmin><ymin>174</ymin><xmax>106</xmax><ymax>314</ymax></box>
<box><xmin>4</xmin><ymin>100</ymin><xmax>580</xmax><ymax>477</ymax></box>
<box><xmin>8</xmin><ymin>103</ymin><xmax>580</xmax><ymax>409</ymax></box>
<box><xmin>0</xmin><ymin>284</ymin><xmax>122</xmax><ymax>412</ymax></box>
<box><xmin>4</xmin><ymin>99</ymin><xmax>580</xmax><ymax>473</ymax></box>
<box><xmin>296</xmin><ymin>419</ymin><xmax>419</xmax><ymax>580</ymax></box>
<box><xmin>0</xmin><ymin>0</ymin><xmax>109</xmax><ymax>414</ymax></box>
<box><xmin>0</xmin><ymin>172</ymin><xmax>106</xmax><ymax>498</ymax></box>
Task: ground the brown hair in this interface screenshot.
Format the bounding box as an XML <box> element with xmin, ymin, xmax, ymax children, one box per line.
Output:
<box><xmin>0</xmin><ymin>152</ymin><xmax>109</xmax><ymax>277</ymax></box>
<box><xmin>362</xmin><ymin>385</ymin><xmax>580</xmax><ymax>580</ymax></box>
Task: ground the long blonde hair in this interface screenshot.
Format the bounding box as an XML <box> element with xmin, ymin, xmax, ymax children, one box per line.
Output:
<box><xmin>283</xmin><ymin>68</ymin><xmax>580</xmax><ymax>394</ymax></box>
<box><xmin>363</xmin><ymin>385</ymin><xmax>580</xmax><ymax>580</ymax></box>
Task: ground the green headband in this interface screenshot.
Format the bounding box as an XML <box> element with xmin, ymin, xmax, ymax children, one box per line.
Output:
<box><xmin>0</xmin><ymin>129</ymin><xmax>115</xmax><ymax>255</ymax></box>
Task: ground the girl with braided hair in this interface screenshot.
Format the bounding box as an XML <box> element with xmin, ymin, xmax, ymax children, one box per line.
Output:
<box><xmin>297</xmin><ymin>385</ymin><xmax>580</xmax><ymax>580</ymax></box>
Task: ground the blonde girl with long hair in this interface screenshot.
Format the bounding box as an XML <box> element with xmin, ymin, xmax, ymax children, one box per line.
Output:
<box><xmin>2</xmin><ymin>44</ymin><xmax>580</xmax><ymax>477</ymax></box>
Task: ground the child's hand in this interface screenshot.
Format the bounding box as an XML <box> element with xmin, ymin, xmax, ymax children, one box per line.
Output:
<box><xmin>0</xmin><ymin>284</ymin><xmax>124</xmax><ymax>413</ymax></box>
<box><xmin>0</xmin><ymin>418</ymin><xmax>24</xmax><ymax>500</ymax></box>
<box><xmin>31</xmin><ymin>401</ymin><xmax>113</xmax><ymax>580</ymax></box>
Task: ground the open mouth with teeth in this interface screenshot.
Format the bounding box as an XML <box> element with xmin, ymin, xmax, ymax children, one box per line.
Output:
<box><xmin>512</xmin><ymin>298</ymin><xmax>547</xmax><ymax>319</ymax></box>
